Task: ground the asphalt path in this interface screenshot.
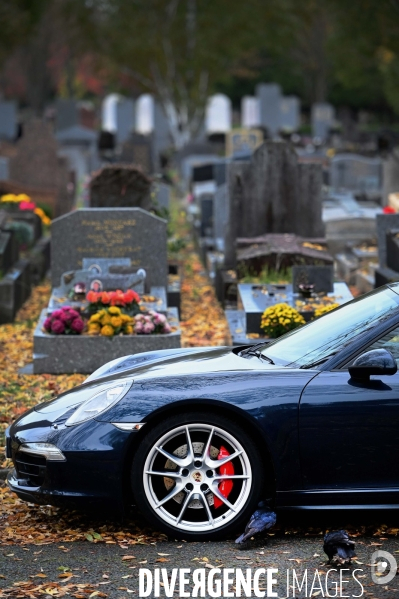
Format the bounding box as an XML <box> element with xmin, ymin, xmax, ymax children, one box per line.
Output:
<box><xmin>1</xmin><ymin>523</ymin><xmax>399</xmax><ymax>598</ymax></box>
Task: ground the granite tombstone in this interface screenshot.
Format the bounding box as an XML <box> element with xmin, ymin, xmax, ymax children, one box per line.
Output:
<box><xmin>90</xmin><ymin>165</ymin><xmax>152</xmax><ymax>210</ymax></box>
<box><xmin>51</xmin><ymin>208</ymin><xmax>168</xmax><ymax>290</ymax></box>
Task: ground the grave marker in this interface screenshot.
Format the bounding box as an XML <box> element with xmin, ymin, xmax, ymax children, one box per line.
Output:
<box><xmin>90</xmin><ymin>165</ymin><xmax>152</xmax><ymax>210</ymax></box>
<box><xmin>311</xmin><ymin>103</ymin><xmax>335</xmax><ymax>140</ymax></box>
<box><xmin>256</xmin><ymin>83</ymin><xmax>282</xmax><ymax>136</ymax></box>
<box><xmin>51</xmin><ymin>208</ymin><xmax>168</xmax><ymax>290</ymax></box>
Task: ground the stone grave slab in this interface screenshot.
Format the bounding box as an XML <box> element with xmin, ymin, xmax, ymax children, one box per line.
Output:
<box><xmin>51</xmin><ymin>208</ymin><xmax>168</xmax><ymax>291</ymax></box>
<box><xmin>376</xmin><ymin>214</ymin><xmax>399</xmax><ymax>269</ymax></box>
<box><xmin>237</xmin><ymin>281</ymin><xmax>353</xmax><ymax>335</ymax></box>
<box><xmin>311</xmin><ymin>103</ymin><xmax>335</xmax><ymax>140</ymax></box>
<box><xmin>0</xmin><ymin>259</ymin><xmax>31</xmax><ymax>323</ymax></box>
<box><xmin>155</xmin><ymin>183</ymin><xmax>170</xmax><ymax>211</ymax></box>
<box><xmin>200</xmin><ymin>194</ymin><xmax>214</xmax><ymax>238</ymax></box>
<box><xmin>386</xmin><ymin>229</ymin><xmax>399</xmax><ymax>272</ymax></box>
<box><xmin>0</xmin><ymin>231</ymin><xmax>14</xmax><ymax>275</ymax></box>
<box><xmin>0</xmin><ymin>101</ymin><xmax>17</xmax><ymax>141</ymax></box>
<box><xmin>225</xmin><ymin>310</ymin><xmax>269</xmax><ymax>346</ymax></box>
<box><xmin>33</xmin><ymin>307</ymin><xmax>181</xmax><ymax>374</ymax></box>
<box><xmin>60</xmin><ymin>268</ymin><xmax>146</xmax><ymax>296</ymax></box>
<box><xmin>90</xmin><ymin>165</ymin><xmax>152</xmax><ymax>210</ymax></box>
<box><xmin>238</xmin><ymin>283</ymin><xmax>293</xmax><ymax>333</ymax></box>
<box><xmin>236</xmin><ymin>233</ymin><xmax>332</xmax><ymax>276</ymax></box>
<box><xmin>82</xmin><ymin>257</ymin><xmax>131</xmax><ymax>273</ymax></box>
<box><xmin>375</xmin><ymin>266</ymin><xmax>399</xmax><ymax>288</ymax></box>
<box><xmin>292</xmin><ymin>265</ymin><xmax>334</xmax><ymax>293</ymax></box>
<box><xmin>330</xmin><ymin>154</ymin><xmax>382</xmax><ymax>194</ymax></box>
<box><xmin>256</xmin><ymin>83</ymin><xmax>282</xmax><ymax>136</ymax></box>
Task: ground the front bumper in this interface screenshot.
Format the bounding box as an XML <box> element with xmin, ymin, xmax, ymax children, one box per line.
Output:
<box><xmin>6</xmin><ymin>415</ymin><xmax>139</xmax><ymax>511</ymax></box>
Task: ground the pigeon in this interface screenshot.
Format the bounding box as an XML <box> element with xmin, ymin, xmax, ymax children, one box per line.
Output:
<box><xmin>235</xmin><ymin>501</ymin><xmax>276</xmax><ymax>544</ymax></box>
<box><xmin>323</xmin><ymin>530</ymin><xmax>356</xmax><ymax>564</ymax></box>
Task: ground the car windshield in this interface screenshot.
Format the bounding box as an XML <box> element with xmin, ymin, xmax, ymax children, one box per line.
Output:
<box><xmin>261</xmin><ymin>285</ymin><xmax>399</xmax><ymax>368</ymax></box>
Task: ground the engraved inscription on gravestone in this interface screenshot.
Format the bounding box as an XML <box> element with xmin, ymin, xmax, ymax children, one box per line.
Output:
<box><xmin>51</xmin><ymin>208</ymin><xmax>167</xmax><ymax>290</ymax></box>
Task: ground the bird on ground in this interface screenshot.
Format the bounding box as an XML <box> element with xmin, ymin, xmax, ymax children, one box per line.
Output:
<box><xmin>323</xmin><ymin>530</ymin><xmax>356</xmax><ymax>564</ymax></box>
<box><xmin>235</xmin><ymin>501</ymin><xmax>276</xmax><ymax>544</ymax></box>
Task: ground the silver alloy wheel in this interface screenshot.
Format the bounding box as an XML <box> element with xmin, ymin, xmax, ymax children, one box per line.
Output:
<box><xmin>143</xmin><ymin>423</ymin><xmax>252</xmax><ymax>532</ymax></box>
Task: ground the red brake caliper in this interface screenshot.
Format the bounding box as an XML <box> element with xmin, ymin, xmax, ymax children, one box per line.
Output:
<box><xmin>213</xmin><ymin>445</ymin><xmax>234</xmax><ymax>509</ymax></box>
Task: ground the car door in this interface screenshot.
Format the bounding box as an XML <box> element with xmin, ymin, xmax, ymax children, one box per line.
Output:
<box><xmin>299</xmin><ymin>324</ymin><xmax>399</xmax><ymax>504</ymax></box>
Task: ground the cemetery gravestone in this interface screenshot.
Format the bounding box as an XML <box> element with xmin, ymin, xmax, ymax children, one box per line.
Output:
<box><xmin>311</xmin><ymin>103</ymin><xmax>335</xmax><ymax>140</ymax></box>
<box><xmin>256</xmin><ymin>83</ymin><xmax>282</xmax><ymax>136</ymax></box>
<box><xmin>135</xmin><ymin>94</ymin><xmax>154</xmax><ymax>135</ymax></box>
<box><xmin>292</xmin><ymin>265</ymin><xmax>334</xmax><ymax>293</ymax></box>
<box><xmin>51</xmin><ymin>208</ymin><xmax>168</xmax><ymax>291</ymax></box>
<box><xmin>155</xmin><ymin>183</ymin><xmax>170</xmax><ymax>211</ymax></box>
<box><xmin>205</xmin><ymin>94</ymin><xmax>232</xmax><ymax>134</ymax></box>
<box><xmin>119</xmin><ymin>133</ymin><xmax>153</xmax><ymax>174</ymax></box>
<box><xmin>55</xmin><ymin>99</ymin><xmax>78</xmax><ymax>131</ymax></box>
<box><xmin>0</xmin><ymin>101</ymin><xmax>17</xmax><ymax>141</ymax></box>
<box><xmin>280</xmin><ymin>96</ymin><xmax>300</xmax><ymax>131</ymax></box>
<box><xmin>213</xmin><ymin>183</ymin><xmax>229</xmax><ymax>251</ymax></box>
<box><xmin>9</xmin><ymin>120</ymin><xmax>71</xmax><ymax>217</ymax></box>
<box><xmin>241</xmin><ymin>96</ymin><xmax>260</xmax><ymax>128</ymax></box>
<box><xmin>90</xmin><ymin>165</ymin><xmax>152</xmax><ymax>210</ymax></box>
<box><xmin>115</xmin><ymin>98</ymin><xmax>135</xmax><ymax>144</ymax></box>
<box><xmin>200</xmin><ymin>194</ymin><xmax>214</xmax><ymax>237</ymax></box>
<box><xmin>226</xmin><ymin>129</ymin><xmax>263</xmax><ymax>159</ymax></box>
<box><xmin>227</xmin><ymin>141</ymin><xmax>324</xmax><ymax>243</ymax></box>
<box><xmin>330</xmin><ymin>154</ymin><xmax>382</xmax><ymax>194</ymax></box>
<box><xmin>374</xmin><ymin>213</ymin><xmax>399</xmax><ymax>286</ymax></box>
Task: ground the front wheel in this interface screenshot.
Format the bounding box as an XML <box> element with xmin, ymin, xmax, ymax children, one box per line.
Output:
<box><xmin>131</xmin><ymin>411</ymin><xmax>265</xmax><ymax>540</ymax></box>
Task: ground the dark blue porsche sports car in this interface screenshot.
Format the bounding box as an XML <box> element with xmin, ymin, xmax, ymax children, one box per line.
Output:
<box><xmin>6</xmin><ymin>283</ymin><xmax>399</xmax><ymax>540</ymax></box>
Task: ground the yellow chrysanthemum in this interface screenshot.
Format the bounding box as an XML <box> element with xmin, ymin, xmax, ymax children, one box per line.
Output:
<box><xmin>125</xmin><ymin>325</ymin><xmax>134</xmax><ymax>335</ymax></box>
<box><xmin>110</xmin><ymin>316</ymin><xmax>123</xmax><ymax>328</ymax></box>
<box><xmin>121</xmin><ymin>314</ymin><xmax>132</xmax><ymax>323</ymax></box>
<box><xmin>100</xmin><ymin>325</ymin><xmax>114</xmax><ymax>336</ymax></box>
<box><xmin>314</xmin><ymin>303</ymin><xmax>339</xmax><ymax>319</ymax></box>
<box><xmin>87</xmin><ymin>323</ymin><xmax>101</xmax><ymax>335</ymax></box>
<box><xmin>108</xmin><ymin>306</ymin><xmax>121</xmax><ymax>315</ymax></box>
<box><xmin>89</xmin><ymin>313</ymin><xmax>101</xmax><ymax>323</ymax></box>
<box><xmin>16</xmin><ymin>194</ymin><xmax>31</xmax><ymax>202</ymax></box>
<box><xmin>1</xmin><ymin>194</ymin><xmax>16</xmax><ymax>203</ymax></box>
<box><xmin>101</xmin><ymin>313</ymin><xmax>112</xmax><ymax>326</ymax></box>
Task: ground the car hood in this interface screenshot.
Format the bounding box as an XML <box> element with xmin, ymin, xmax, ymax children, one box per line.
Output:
<box><xmin>34</xmin><ymin>346</ymin><xmax>281</xmax><ymax>415</ymax></box>
<box><xmin>89</xmin><ymin>345</ymin><xmax>282</xmax><ymax>382</ymax></box>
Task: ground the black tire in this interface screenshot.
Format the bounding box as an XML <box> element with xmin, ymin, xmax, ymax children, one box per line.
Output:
<box><xmin>131</xmin><ymin>411</ymin><xmax>265</xmax><ymax>541</ymax></box>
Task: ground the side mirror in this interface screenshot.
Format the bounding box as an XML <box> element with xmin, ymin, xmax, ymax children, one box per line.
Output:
<box><xmin>349</xmin><ymin>349</ymin><xmax>397</xmax><ymax>380</ymax></box>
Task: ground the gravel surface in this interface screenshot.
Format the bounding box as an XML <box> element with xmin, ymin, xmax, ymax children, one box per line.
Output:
<box><xmin>1</xmin><ymin>534</ymin><xmax>398</xmax><ymax>598</ymax></box>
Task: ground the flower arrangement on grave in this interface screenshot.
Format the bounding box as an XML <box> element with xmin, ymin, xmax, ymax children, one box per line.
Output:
<box><xmin>260</xmin><ymin>303</ymin><xmax>305</xmax><ymax>338</ymax></box>
<box><xmin>134</xmin><ymin>310</ymin><xmax>172</xmax><ymax>335</ymax></box>
<box><xmin>0</xmin><ymin>194</ymin><xmax>51</xmax><ymax>225</ymax></box>
<box><xmin>87</xmin><ymin>306</ymin><xmax>134</xmax><ymax>336</ymax></box>
<box><xmin>313</xmin><ymin>303</ymin><xmax>340</xmax><ymax>319</ymax></box>
<box><xmin>86</xmin><ymin>289</ymin><xmax>141</xmax><ymax>315</ymax></box>
<box><xmin>43</xmin><ymin>306</ymin><xmax>85</xmax><ymax>335</ymax></box>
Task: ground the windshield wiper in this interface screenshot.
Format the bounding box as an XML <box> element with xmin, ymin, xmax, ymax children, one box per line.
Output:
<box><xmin>300</xmin><ymin>353</ymin><xmax>336</xmax><ymax>369</ymax></box>
<box><xmin>239</xmin><ymin>344</ymin><xmax>275</xmax><ymax>364</ymax></box>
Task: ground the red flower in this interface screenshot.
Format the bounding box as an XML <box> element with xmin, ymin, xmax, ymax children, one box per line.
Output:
<box><xmin>383</xmin><ymin>206</ymin><xmax>396</xmax><ymax>214</ymax></box>
<box><xmin>86</xmin><ymin>291</ymin><xmax>98</xmax><ymax>303</ymax></box>
<box><xmin>124</xmin><ymin>289</ymin><xmax>140</xmax><ymax>304</ymax></box>
<box><xmin>101</xmin><ymin>292</ymin><xmax>110</xmax><ymax>304</ymax></box>
<box><xmin>19</xmin><ymin>201</ymin><xmax>36</xmax><ymax>211</ymax></box>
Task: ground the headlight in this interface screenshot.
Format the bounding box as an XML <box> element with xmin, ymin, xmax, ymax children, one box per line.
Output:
<box><xmin>65</xmin><ymin>380</ymin><xmax>132</xmax><ymax>426</ymax></box>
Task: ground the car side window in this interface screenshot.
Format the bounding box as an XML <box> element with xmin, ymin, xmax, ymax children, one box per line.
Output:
<box><xmin>366</xmin><ymin>326</ymin><xmax>399</xmax><ymax>366</ymax></box>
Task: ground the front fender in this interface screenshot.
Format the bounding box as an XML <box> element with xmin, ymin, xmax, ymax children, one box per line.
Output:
<box><xmin>97</xmin><ymin>369</ymin><xmax>316</xmax><ymax>492</ymax></box>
